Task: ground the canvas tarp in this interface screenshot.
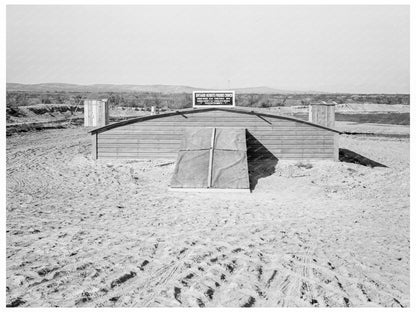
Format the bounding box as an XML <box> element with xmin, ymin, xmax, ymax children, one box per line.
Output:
<box><xmin>211</xmin><ymin>149</ymin><xmax>249</xmax><ymax>189</ymax></box>
<box><xmin>170</xmin><ymin>127</ymin><xmax>250</xmax><ymax>190</ymax></box>
<box><xmin>214</xmin><ymin>128</ymin><xmax>247</xmax><ymax>151</ymax></box>
<box><xmin>170</xmin><ymin>150</ymin><xmax>210</xmax><ymax>188</ymax></box>
<box><xmin>179</xmin><ymin>128</ymin><xmax>213</xmax><ymax>151</ymax></box>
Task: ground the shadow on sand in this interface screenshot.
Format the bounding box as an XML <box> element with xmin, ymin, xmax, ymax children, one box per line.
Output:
<box><xmin>246</xmin><ymin>130</ymin><xmax>279</xmax><ymax>190</ymax></box>
<box><xmin>245</xmin><ymin>135</ymin><xmax>387</xmax><ymax>190</ymax></box>
<box><xmin>339</xmin><ymin>148</ymin><xmax>387</xmax><ymax>168</ymax></box>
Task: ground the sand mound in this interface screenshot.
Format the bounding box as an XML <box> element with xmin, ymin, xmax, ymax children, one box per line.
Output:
<box><xmin>6</xmin><ymin>127</ymin><xmax>409</xmax><ymax>307</ymax></box>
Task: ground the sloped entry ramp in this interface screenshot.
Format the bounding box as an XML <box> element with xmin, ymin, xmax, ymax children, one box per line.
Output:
<box><xmin>170</xmin><ymin>127</ymin><xmax>250</xmax><ymax>192</ymax></box>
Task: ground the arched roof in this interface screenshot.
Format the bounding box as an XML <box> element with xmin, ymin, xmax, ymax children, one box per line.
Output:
<box><xmin>89</xmin><ymin>107</ymin><xmax>340</xmax><ymax>134</ymax></box>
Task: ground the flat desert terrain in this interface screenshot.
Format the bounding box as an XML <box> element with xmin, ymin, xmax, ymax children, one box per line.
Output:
<box><xmin>6</xmin><ymin>122</ymin><xmax>409</xmax><ymax>307</ymax></box>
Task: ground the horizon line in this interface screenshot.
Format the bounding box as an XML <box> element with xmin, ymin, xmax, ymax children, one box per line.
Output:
<box><xmin>5</xmin><ymin>82</ymin><xmax>409</xmax><ymax>95</ymax></box>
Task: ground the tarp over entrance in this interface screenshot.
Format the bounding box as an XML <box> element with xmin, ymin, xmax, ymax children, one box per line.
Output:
<box><xmin>170</xmin><ymin>128</ymin><xmax>250</xmax><ymax>191</ymax></box>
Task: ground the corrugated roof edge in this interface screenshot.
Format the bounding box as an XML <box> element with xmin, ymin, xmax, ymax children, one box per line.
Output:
<box><xmin>88</xmin><ymin>107</ymin><xmax>341</xmax><ymax>134</ymax></box>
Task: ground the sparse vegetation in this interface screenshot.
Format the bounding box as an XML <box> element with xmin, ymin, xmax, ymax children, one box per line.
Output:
<box><xmin>295</xmin><ymin>162</ymin><xmax>313</xmax><ymax>169</ymax></box>
<box><xmin>6</xmin><ymin>90</ymin><xmax>410</xmax><ymax>111</ymax></box>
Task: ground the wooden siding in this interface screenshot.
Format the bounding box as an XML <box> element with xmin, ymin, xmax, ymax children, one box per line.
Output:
<box><xmin>309</xmin><ymin>104</ymin><xmax>335</xmax><ymax>128</ymax></box>
<box><xmin>95</xmin><ymin>110</ymin><xmax>338</xmax><ymax>160</ymax></box>
<box><xmin>84</xmin><ymin>100</ymin><xmax>109</xmax><ymax>127</ymax></box>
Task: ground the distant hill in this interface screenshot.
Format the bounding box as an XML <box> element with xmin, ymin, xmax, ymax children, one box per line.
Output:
<box><xmin>6</xmin><ymin>83</ymin><xmax>203</xmax><ymax>94</ymax></box>
<box><xmin>6</xmin><ymin>83</ymin><xmax>320</xmax><ymax>94</ymax></box>
<box><xmin>233</xmin><ymin>86</ymin><xmax>326</xmax><ymax>94</ymax></box>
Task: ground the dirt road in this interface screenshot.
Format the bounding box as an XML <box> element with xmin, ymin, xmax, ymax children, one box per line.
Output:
<box><xmin>6</xmin><ymin>127</ymin><xmax>409</xmax><ymax>307</ymax></box>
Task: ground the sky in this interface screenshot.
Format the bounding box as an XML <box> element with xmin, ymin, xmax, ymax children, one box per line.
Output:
<box><xmin>6</xmin><ymin>5</ymin><xmax>410</xmax><ymax>93</ymax></box>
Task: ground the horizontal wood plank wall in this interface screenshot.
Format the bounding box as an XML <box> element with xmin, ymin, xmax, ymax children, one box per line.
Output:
<box><xmin>96</xmin><ymin>110</ymin><xmax>336</xmax><ymax>160</ymax></box>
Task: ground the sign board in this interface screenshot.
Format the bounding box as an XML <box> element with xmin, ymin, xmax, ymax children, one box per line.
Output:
<box><xmin>193</xmin><ymin>91</ymin><xmax>235</xmax><ymax>108</ymax></box>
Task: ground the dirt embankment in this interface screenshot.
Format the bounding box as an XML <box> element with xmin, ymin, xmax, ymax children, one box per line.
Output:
<box><xmin>6</xmin><ymin>104</ymin><xmax>154</xmax><ymax>136</ymax></box>
<box><xmin>7</xmin><ymin>104</ymin><xmax>83</xmax><ymax>123</ymax></box>
<box><xmin>6</xmin><ymin>104</ymin><xmax>84</xmax><ymax>135</ymax></box>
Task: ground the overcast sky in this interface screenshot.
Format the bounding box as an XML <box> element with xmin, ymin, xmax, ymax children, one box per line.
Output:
<box><xmin>6</xmin><ymin>5</ymin><xmax>409</xmax><ymax>93</ymax></box>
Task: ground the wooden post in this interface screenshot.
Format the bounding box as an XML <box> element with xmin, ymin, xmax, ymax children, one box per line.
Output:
<box><xmin>92</xmin><ymin>133</ymin><xmax>98</xmax><ymax>159</ymax></box>
<box><xmin>207</xmin><ymin>127</ymin><xmax>216</xmax><ymax>188</ymax></box>
<box><xmin>333</xmin><ymin>133</ymin><xmax>339</xmax><ymax>161</ymax></box>
<box><xmin>105</xmin><ymin>102</ymin><xmax>109</xmax><ymax>124</ymax></box>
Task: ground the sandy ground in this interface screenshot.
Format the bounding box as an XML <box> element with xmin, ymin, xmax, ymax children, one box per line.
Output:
<box><xmin>6</xmin><ymin>124</ymin><xmax>409</xmax><ymax>307</ymax></box>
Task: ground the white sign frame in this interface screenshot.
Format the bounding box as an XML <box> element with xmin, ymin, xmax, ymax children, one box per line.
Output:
<box><xmin>193</xmin><ymin>91</ymin><xmax>235</xmax><ymax>108</ymax></box>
